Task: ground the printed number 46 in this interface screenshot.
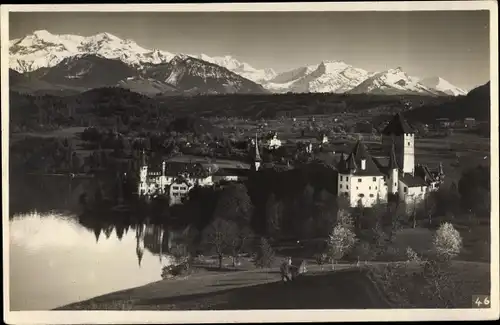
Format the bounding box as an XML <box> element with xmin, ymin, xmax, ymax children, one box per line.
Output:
<box><xmin>475</xmin><ymin>296</ymin><xmax>490</xmax><ymax>307</ymax></box>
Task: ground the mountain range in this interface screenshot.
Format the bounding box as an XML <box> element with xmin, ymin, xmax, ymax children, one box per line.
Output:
<box><xmin>9</xmin><ymin>30</ymin><xmax>469</xmax><ymax>97</ymax></box>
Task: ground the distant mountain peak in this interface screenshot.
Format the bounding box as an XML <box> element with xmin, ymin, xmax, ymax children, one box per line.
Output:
<box><xmin>33</xmin><ymin>29</ymin><xmax>53</xmax><ymax>38</ymax></box>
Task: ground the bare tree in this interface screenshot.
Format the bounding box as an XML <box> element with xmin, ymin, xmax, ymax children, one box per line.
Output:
<box><xmin>201</xmin><ymin>218</ymin><xmax>236</xmax><ymax>269</ymax></box>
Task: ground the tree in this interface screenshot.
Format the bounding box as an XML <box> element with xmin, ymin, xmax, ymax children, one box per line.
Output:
<box><xmin>433</xmin><ymin>222</ymin><xmax>463</xmax><ymax>262</ymax></box>
<box><xmin>424</xmin><ymin>192</ymin><xmax>438</xmax><ymax>225</ymax></box>
<box><xmin>312</xmin><ymin>189</ymin><xmax>338</xmax><ymax>237</ymax></box>
<box><xmin>213</xmin><ymin>183</ymin><xmax>253</xmax><ymax>226</ymax></box>
<box><xmin>325</xmin><ymin>218</ymin><xmax>357</xmax><ymax>269</ymax></box>
<box><xmin>227</xmin><ymin>225</ymin><xmax>254</xmax><ymax>267</ymax></box>
<box><xmin>458</xmin><ymin>166</ymin><xmax>490</xmax><ymax>218</ymax></box>
<box><xmin>265</xmin><ymin>193</ymin><xmax>283</xmax><ymax>241</ymax></box>
<box><xmin>201</xmin><ymin>218</ymin><xmax>236</xmax><ymax>269</ymax></box>
<box><xmin>254</xmin><ymin>237</ymin><xmax>275</xmax><ymax>268</ymax></box>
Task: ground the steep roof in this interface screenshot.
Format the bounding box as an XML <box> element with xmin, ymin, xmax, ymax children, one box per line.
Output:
<box><xmin>399</xmin><ymin>172</ymin><xmax>428</xmax><ymax>187</ymax></box>
<box><xmin>382</xmin><ymin>113</ymin><xmax>414</xmax><ymax>136</ymax></box>
<box><xmin>337</xmin><ymin>152</ymin><xmax>346</xmax><ymax>170</ymax></box>
<box><xmin>162</xmin><ymin>161</ymin><xmax>210</xmax><ymax>177</ymax></box>
<box><xmin>251</xmin><ymin>134</ymin><xmax>262</xmax><ymax>162</ymax></box>
<box><xmin>338</xmin><ymin>140</ymin><xmax>383</xmax><ymax>176</ymax></box>
<box><xmin>388</xmin><ymin>143</ymin><xmax>399</xmax><ymax>170</ymax></box>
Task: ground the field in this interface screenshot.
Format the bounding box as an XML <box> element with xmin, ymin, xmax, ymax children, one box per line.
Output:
<box><xmin>57</xmin><ymin>263</ymin><xmax>390</xmax><ymax>310</ymax></box>
<box><xmin>214</xmin><ymin>113</ymin><xmax>490</xmax><ymax>183</ymax></box>
<box><xmin>57</xmin><ymin>252</ymin><xmax>489</xmax><ymax>310</ymax></box>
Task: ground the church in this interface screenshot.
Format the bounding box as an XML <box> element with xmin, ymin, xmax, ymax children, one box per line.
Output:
<box><xmin>336</xmin><ymin>113</ymin><xmax>445</xmax><ymax>208</ymax></box>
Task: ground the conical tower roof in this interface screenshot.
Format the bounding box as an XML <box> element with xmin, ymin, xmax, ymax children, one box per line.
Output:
<box><xmin>253</xmin><ymin>134</ymin><xmax>262</xmax><ymax>162</ymax></box>
<box><xmin>382</xmin><ymin>112</ymin><xmax>414</xmax><ymax>136</ymax></box>
<box><xmin>388</xmin><ymin>143</ymin><xmax>399</xmax><ymax>170</ymax></box>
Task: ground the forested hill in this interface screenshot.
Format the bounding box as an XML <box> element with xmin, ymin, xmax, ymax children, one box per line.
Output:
<box><xmin>405</xmin><ymin>81</ymin><xmax>491</xmax><ymax>123</ymax></box>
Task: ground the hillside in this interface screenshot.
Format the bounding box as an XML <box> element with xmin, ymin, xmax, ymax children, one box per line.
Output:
<box><xmin>24</xmin><ymin>54</ymin><xmax>140</xmax><ymax>89</ymax></box>
<box><xmin>405</xmin><ymin>81</ymin><xmax>490</xmax><ymax>122</ymax></box>
<box><xmin>143</xmin><ymin>55</ymin><xmax>269</xmax><ymax>95</ymax></box>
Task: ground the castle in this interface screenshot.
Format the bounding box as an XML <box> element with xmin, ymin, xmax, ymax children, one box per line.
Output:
<box><xmin>337</xmin><ymin>113</ymin><xmax>444</xmax><ymax>208</ymax></box>
<box><xmin>137</xmin><ymin>113</ymin><xmax>443</xmax><ymax>210</ymax></box>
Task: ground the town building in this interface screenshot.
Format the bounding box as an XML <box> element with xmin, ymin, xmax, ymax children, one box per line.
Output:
<box><xmin>264</xmin><ymin>132</ymin><xmax>282</xmax><ymax>150</ymax></box>
<box><xmin>319</xmin><ymin>132</ymin><xmax>329</xmax><ymax>144</ymax></box>
<box><xmin>137</xmin><ymin>143</ymin><xmax>258</xmax><ymax>205</ymax></box>
<box><xmin>337</xmin><ymin>113</ymin><xmax>445</xmax><ymax>209</ymax></box>
<box><xmin>464</xmin><ymin>117</ymin><xmax>476</xmax><ymax>128</ymax></box>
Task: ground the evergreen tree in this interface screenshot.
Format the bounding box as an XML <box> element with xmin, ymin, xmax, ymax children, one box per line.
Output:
<box><xmin>254</xmin><ymin>237</ymin><xmax>275</xmax><ymax>268</ymax></box>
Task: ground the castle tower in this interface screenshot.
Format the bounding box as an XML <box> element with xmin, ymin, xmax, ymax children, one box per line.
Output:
<box><xmin>138</xmin><ymin>150</ymin><xmax>148</xmax><ymax>196</ymax></box>
<box><xmin>251</xmin><ymin>133</ymin><xmax>262</xmax><ymax>171</ymax></box>
<box><xmin>388</xmin><ymin>142</ymin><xmax>399</xmax><ymax>195</ymax></box>
<box><xmin>382</xmin><ymin>113</ymin><xmax>415</xmax><ymax>175</ymax></box>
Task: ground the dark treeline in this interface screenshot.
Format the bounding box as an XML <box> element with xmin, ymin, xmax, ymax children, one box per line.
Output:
<box><xmin>405</xmin><ymin>81</ymin><xmax>490</xmax><ymax>123</ymax></box>
<box><xmin>10</xmin><ymin>87</ymin><xmax>454</xmax><ymax>133</ymax></box>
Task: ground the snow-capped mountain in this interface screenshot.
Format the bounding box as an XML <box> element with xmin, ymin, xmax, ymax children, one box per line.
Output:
<box><xmin>116</xmin><ymin>76</ymin><xmax>180</xmax><ymax>96</ymax></box>
<box><xmin>265</xmin><ymin>60</ymin><xmax>373</xmax><ymax>94</ymax></box>
<box><xmin>9</xmin><ymin>30</ymin><xmax>174</xmax><ymax>73</ymax></box>
<box><xmin>9</xmin><ymin>30</ymin><xmax>275</xmax><ymax>84</ymax></box>
<box><xmin>143</xmin><ymin>55</ymin><xmax>268</xmax><ymax>94</ymax></box>
<box><xmin>348</xmin><ymin>67</ymin><xmax>441</xmax><ymax>96</ymax></box>
<box><xmin>24</xmin><ymin>54</ymin><xmax>140</xmax><ymax>89</ymax></box>
<box><xmin>188</xmin><ymin>54</ymin><xmax>277</xmax><ymax>83</ymax></box>
<box><xmin>264</xmin><ymin>64</ymin><xmax>319</xmax><ymax>92</ymax></box>
<box><xmin>418</xmin><ymin>77</ymin><xmax>467</xmax><ymax>96</ymax></box>
<box><xmin>9</xmin><ymin>30</ymin><xmax>467</xmax><ymax>97</ymax></box>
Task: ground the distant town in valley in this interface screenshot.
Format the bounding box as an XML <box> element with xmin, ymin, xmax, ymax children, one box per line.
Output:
<box><xmin>7</xmin><ymin>10</ymin><xmax>493</xmax><ymax>315</ymax></box>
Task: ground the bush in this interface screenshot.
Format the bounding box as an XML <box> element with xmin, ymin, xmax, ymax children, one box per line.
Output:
<box><xmin>405</xmin><ymin>246</ymin><xmax>422</xmax><ymax>264</ymax></box>
<box><xmin>253</xmin><ymin>237</ymin><xmax>275</xmax><ymax>268</ymax></box>
<box><xmin>161</xmin><ymin>258</ymin><xmax>191</xmax><ymax>279</ymax></box>
<box><xmin>433</xmin><ymin>222</ymin><xmax>462</xmax><ymax>261</ymax></box>
<box><xmin>314</xmin><ymin>252</ymin><xmax>328</xmax><ymax>269</ymax></box>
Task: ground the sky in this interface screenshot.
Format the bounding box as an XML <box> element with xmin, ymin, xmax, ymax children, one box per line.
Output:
<box><xmin>9</xmin><ymin>10</ymin><xmax>491</xmax><ymax>90</ymax></box>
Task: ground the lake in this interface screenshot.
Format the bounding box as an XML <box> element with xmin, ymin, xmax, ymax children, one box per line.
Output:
<box><xmin>9</xmin><ymin>211</ymin><xmax>183</xmax><ymax>311</ymax></box>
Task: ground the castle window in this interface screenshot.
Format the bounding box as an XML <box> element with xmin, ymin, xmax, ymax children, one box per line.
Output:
<box><xmin>340</xmin><ymin>184</ymin><xmax>343</xmax><ymax>189</ymax></box>
<box><xmin>373</xmin><ymin>177</ymin><xmax>376</xmax><ymax>182</ymax></box>
<box><xmin>346</xmin><ymin>185</ymin><xmax>349</xmax><ymax>190</ymax></box>
<box><xmin>358</xmin><ymin>194</ymin><xmax>365</xmax><ymax>198</ymax></box>
<box><xmin>356</xmin><ymin>186</ymin><xmax>358</xmax><ymax>190</ymax></box>
<box><xmin>340</xmin><ymin>176</ymin><xmax>343</xmax><ymax>181</ymax></box>
<box><xmin>346</xmin><ymin>177</ymin><xmax>349</xmax><ymax>181</ymax></box>
<box><xmin>358</xmin><ymin>178</ymin><xmax>362</xmax><ymax>183</ymax></box>
<box><xmin>369</xmin><ymin>186</ymin><xmax>371</xmax><ymax>190</ymax></box>
<box><xmin>375</xmin><ymin>186</ymin><xmax>378</xmax><ymax>190</ymax></box>
<box><xmin>369</xmin><ymin>194</ymin><xmax>374</xmax><ymax>198</ymax></box>
<box><xmin>404</xmin><ymin>187</ymin><xmax>408</xmax><ymax>193</ymax></box>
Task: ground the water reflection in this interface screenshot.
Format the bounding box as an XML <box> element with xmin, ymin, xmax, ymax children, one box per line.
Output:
<box><xmin>9</xmin><ymin>211</ymin><xmax>189</xmax><ymax>311</ymax></box>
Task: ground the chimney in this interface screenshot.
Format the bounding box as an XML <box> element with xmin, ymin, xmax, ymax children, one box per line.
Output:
<box><xmin>361</xmin><ymin>159</ymin><xmax>366</xmax><ymax>170</ymax></box>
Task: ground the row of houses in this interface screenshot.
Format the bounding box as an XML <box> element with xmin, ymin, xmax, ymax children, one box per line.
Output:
<box><xmin>137</xmin><ymin>113</ymin><xmax>445</xmax><ymax>210</ymax></box>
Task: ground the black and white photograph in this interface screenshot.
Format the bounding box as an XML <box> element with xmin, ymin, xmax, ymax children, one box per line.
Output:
<box><xmin>2</xmin><ymin>2</ymin><xmax>499</xmax><ymax>323</ymax></box>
